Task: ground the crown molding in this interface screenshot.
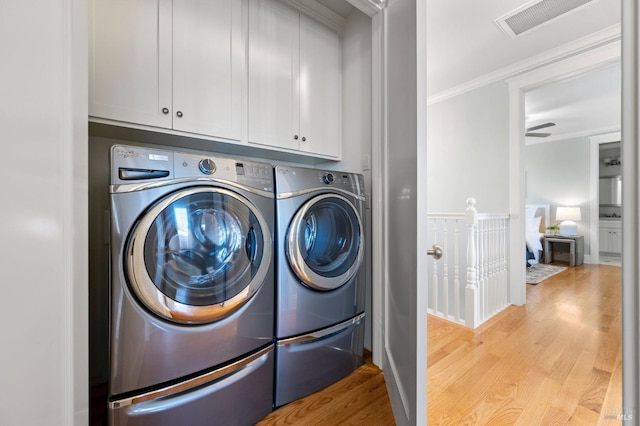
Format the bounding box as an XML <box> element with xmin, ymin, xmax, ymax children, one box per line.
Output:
<box><xmin>282</xmin><ymin>0</ymin><xmax>346</xmax><ymax>32</ymax></box>
<box><xmin>345</xmin><ymin>0</ymin><xmax>383</xmax><ymax>17</ymax></box>
<box><xmin>427</xmin><ymin>23</ymin><xmax>621</xmax><ymax>105</ymax></box>
<box><xmin>588</xmin><ymin>131</ymin><xmax>621</xmax><ymax>144</ymax></box>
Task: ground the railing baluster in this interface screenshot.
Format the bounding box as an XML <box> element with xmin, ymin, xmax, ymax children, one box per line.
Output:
<box><xmin>427</xmin><ymin>199</ymin><xmax>510</xmax><ymax>329</ymax></box>
<box><xmin>479</xmin><ymin>219</ymin><xmax>486</xmax><ymax>322</ymax></box>
<box><xmin>454</xmin><ymin>221</ymin><xmax>460</xmax><ymax>323</ymax></box>
<box><xmin>432</xmin><ymin>219</ymin><xmax>439</xmax><ymax>314</ymax></box>
<box><xmin>443</xmin><ymin>220</ymin><xmax>449</xmax><ymax>318</ymax></box>
<box><xmin>465</xmin><ymin>198</ymin><xmax>479</xmax><ymax>329</ymax></box>
<box><xmin>492</xmin><ymin>219</ymin><xmax>497</xmax><ymax>319</ymax></box>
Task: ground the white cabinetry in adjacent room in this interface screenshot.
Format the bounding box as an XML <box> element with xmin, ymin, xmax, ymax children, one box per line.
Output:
<box><xmin>89</xmin><ymin>0</ymin><xmax>243</xmax><ymax>142</ymax></box>
<box><xmin>248</xmin><ymin>0</ymin><xmax>341</xmax><ymax>158</ymax></box>
<box><xmin>599</xmin><ymin>220</ymin><xmax>622</xmax><ymax>254</ymax></box>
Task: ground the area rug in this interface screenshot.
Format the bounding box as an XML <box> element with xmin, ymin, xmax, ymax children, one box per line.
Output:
<box><xmin>526</xmin><ymin>264</ymin><xmax>567</xmax><ymax>284</ymax></box>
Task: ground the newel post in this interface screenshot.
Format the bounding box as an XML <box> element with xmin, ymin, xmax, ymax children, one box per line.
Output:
<box><xmin>465</xmin><ymin>197</ymin><xmax>480</xmax><ymax>328</ymax></box>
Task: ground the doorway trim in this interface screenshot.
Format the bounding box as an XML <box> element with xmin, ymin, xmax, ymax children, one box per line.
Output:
<box><xmin>505</xmin><ymin>38</ymin><xmax>621</xmax><ymax>306</ymax></box>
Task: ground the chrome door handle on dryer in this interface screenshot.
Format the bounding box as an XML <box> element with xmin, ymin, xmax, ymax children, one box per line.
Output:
<box><xmin>427</xmin><ymin>244</ymin><xmax>443</xmax><ymax>260</ymax></box>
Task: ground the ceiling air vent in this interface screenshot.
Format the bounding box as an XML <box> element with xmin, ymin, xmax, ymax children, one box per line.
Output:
<box><xmin>496</xmin><ymin>0</ymin><xmax>596</xmax><ymax>38</ymax></box>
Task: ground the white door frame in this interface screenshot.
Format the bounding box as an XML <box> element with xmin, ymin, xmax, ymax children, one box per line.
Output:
<box><xmin>589</xmin><ymin>131</ymin><xmax>622</xmax><ymax>265</ymax></box>
<box><xmin>344</xmin><ymin>0</ymin><xmax>386</xmax><ymax>372</ymax></box>
<box><xmin>348</xmin><ymin>1</ymin><xmax>428</xmax><ymax>424</ymax></box>
<box><xmin>621</xmin><ymin>0</ymin><xmax>640</xmax><ymax>415</ymax></box>
<box><xmin>506</xmin><ymin>39</ymin><xmax>621</xmax><ymax>305</ymax></box>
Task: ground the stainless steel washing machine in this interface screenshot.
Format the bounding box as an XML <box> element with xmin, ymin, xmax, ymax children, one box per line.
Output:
<box><xmin>274</xmin><ymin>165</ymin><xmax>366</xmax><ymax>407</ymax></box>
<box><xmin>109</xmin><ymin>145</ymin><xmax>274</xmax><ymax>425</ymax></box>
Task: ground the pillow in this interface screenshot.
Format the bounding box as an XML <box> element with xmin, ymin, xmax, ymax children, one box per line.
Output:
<box><xmin>525</xmin><ymin>207</ymin><xmax>538</xmax><ymax>224</ymax></box>
<box><xmin>527</xmin><ymin>215</ymin><xmax>542</xmax><ymax>234</ymax></box>
<box><xmin>526</xmin><ymin>215</ymin><xmax>543</xmax><ymax>258</ymax></box>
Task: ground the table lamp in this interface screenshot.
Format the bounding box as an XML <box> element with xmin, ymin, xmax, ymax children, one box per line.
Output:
<box><xmin>556</xmin><ymin>206</ymin><xmax>581</xmax><ymax>236</ymax></box>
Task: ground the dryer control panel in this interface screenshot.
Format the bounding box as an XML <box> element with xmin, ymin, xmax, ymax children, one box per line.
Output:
<box><xmin>274</xmin><ymin>165</ymin><xmax>364</xmax><ymax>197</ymax></box>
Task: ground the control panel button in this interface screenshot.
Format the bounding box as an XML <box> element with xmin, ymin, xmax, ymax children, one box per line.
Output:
<box><xmin>198</xmin><ymin>158</ymin><xmax>216</xmax><ymax>175</ymax></box>
<box><xmin>322</xmin><ymin>173</ymin><xmax>334</xmax><ymax>184</ymax></box>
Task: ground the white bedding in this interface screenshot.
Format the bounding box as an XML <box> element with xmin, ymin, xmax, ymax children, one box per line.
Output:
<box><xmin>525</xmin><ymin>208</ymin><xmax>543</xmax><ymax>263</ymax></box>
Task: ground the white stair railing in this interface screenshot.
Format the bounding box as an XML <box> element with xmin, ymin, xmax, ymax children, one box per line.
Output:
<box><xmin>428</xmin><ymin>212</ymin><xmax>466</xmax><ymax>324</ymax></box>
<box><xmin>427</xmin><ymin>198</ymin><xmax>510</xmax><ymax>328</ymax></box>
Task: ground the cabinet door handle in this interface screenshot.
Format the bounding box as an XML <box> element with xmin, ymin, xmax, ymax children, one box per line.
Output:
<box><xmin>162</xmin><ymin>107</ymin><xmax>169</xmax><ymax>114</ymax></box>
<box><xmin>301</xmin><ymin>136</ymin><xmax>306</xmax><ymax>142</ymax></box>
<box><xmin>294</xmin><ymin>135</ymin><xmax>299</xmax><ymax>140</ymax></box>
<box><xmin>176</xmin><ymin>111</ymin><xmax>183</xmax><ymax>118</ymax></box>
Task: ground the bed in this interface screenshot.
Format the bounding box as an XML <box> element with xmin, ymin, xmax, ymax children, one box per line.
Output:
<box><xmin>525</xmin><ymin>204</ymin><xmax>550</xmax><ymax>267</ymax></box>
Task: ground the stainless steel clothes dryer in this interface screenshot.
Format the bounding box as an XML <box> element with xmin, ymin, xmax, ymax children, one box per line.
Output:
<box><xmin>274</xmin><ymin>165</ymin><xmax>366</xmax><ymax>407</ymax></box>
<box><xmin>109</xmin><ymin>145</ymin><xmax>274</xmax><ymax>425</ymax></box>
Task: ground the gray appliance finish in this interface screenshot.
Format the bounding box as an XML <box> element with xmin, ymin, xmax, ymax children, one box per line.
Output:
<box><xmin>109</xmin><ymin>145</ymin><xmax>275</xmax><ymax>425</ymax></box>
<box><xmin>274</xmin><ymin>165</ymin><xmax>366</xmax><ymax>407</ymax></box>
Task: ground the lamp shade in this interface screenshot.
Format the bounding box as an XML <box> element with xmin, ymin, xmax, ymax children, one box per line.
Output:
<box><xmin>556</xmin><ymin>206</ymin><xmax>581</xmax><ymax>235</ymax></box>
<box><xmin>556</xmin><ymin>206</ymin><xmax>582</xmax><ymax>222</ymax></box>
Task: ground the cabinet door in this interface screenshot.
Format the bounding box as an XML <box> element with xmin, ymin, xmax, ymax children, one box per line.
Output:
<box><xmin>248</xmin><ymin>0</ymin><xmax>299</xmax><ymax>150</ymax></box>
<box><xmin>611</xmin><ymin>230</ymin><xmax>622</xmax><ymax>254</ymax></box>
<box><xmin>599</xmin><ymin>229</ymin><xmax>611</xmax><ymax>252</ymax></box>
<box><xmin>173</xmin><ymin>0</ymin><xmax>243</xmax><ymax>141</ymax></box>
<box><xmin>89</xmin><ymin>0</ymin><xmax>172</xmax><ymax>128</ymax></box>
<box><xmin>299</xmin><ymin>15</ymin><xmax>341</xmax><ymax>158</ymax></box>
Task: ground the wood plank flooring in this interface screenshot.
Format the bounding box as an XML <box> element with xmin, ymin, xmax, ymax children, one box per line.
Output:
<box><xmin>427</xmin><ymin>263</ymin><xmax>622</xmax><ymax>425</ymax></box>
<box><xmin>256</xmin><ymin>351</ymin><xmax>395</xmax><ymax>425</ymax></box>
<box><xmin>260</xmin><ymin>264</ymin><xmax>622</xmax><ymax>425</ymax></box>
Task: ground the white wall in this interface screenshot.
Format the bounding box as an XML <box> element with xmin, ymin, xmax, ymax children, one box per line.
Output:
<box><xmin>333</xmin><ymin>10</ymin><xmax>373</xmax><ymax>349</ymax></box>
<box><xmin>525</xmin><ymin>137</ymin><xmax>592</xmax><ymax>255</ymax></box>
<box><xmin>427</xmin><ymin>81</ymin><xmax>510</xmax><ymax>214</ymax></box>
<box><xmin>0</xmin><ymin>0</ymin><xmax>88</xmax><ymax>425</ymax></box>
<box><xmin>323</xmin><ymin>10</ymin><xmax>371</xmax><ymax>176</ymax></box>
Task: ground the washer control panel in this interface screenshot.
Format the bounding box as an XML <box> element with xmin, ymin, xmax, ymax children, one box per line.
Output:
<box><xmin>111</xmin><ymin>145</ymin><xmax>274</xmax><ymax>192</ymax></box>
<box><xmin>198</xmin><ymin>158</ymin><xmax>216</xmax><ymax>175</ymax></box>
<box><xmin>175</xmin><ymin>152</ymin><xmax>273</xmax><ymax>191</ymax></box>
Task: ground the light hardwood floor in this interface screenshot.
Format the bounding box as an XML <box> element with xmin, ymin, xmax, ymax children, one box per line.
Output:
<box><xmin>260</xmin><ymin>264</ymin><xmax>622</xmax><ymax>425</ymax></box>
<box><xmin>256</xmin><ymin>350</ymin><xmax>394</xmax><ymax>425</ymax></box>
<box><xmin>428</xmin><ymin>263</ymin><xmax>622</xmax><ymax>425</ymax></box>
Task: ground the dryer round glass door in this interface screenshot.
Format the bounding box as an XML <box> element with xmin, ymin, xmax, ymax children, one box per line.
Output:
<box><xmin>125</xmin><ymin>187</ymin><xmax>272</xmax><ymax>324</ymax></box>
<box><xmin>287</xmin><ymin>194</ymin><xmax>363</xmax><ymax>291</ymax></box>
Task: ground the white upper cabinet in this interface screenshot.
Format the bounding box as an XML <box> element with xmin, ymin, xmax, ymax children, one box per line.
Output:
<box><xmin>89</xmin><ymin>0</ymin><xmax>243</xmax><ymax>142</ymax></box>
<box><xmin>89</xmin><ymin>0</ymin><xmax>173</xmax><ymax>128</ymax></box>
<box><xmin>90</xmin><ymin>0</ymin><xmax>341</xmax><ymax>159</ymax></box>
<box><xmin>248</xmin><ymin>0</ymin><xmax>341</xmax><ymax>158</ymax></box>
<box><xmin>248</xmin><ymin>0</ymin><xmax>299</xmax><ymax>151</ymax></box>
<box><xmin>298</xmin><ymin>15</ymin><xmax>341</xmax><ymax>157</ymax></box>
<box><xmin>172</xmin><ymin>0</ymin><xmax>243</xmax><ymax>140</ymax></box>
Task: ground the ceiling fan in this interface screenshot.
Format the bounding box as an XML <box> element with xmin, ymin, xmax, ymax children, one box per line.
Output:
<box><xmin>525</xmin><ymin>122</ymin><xmax>555</xmax><ymax>137</ymax></box>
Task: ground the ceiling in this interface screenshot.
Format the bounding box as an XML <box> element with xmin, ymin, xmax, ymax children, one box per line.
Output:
<box><xmin>426</xmin><ymin>0</ymin><xmax>621</xmax><ymax>97</ymax></box>
<box><xmin>426</xmin><ymin>0</ymin><xmax>621</xmax><ymax>142</ymax></box>
<box><xmin>315</xmin><ymin>0</ymin><xmax>622</xmax><ymax>142</ymax></box>
<box><xmin>524</xmin><ymin>62</ymin><xmax>621</xmax><ymax>143</ymax></box>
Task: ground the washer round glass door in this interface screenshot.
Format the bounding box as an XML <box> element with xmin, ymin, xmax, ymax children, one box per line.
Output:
<box><xmin>126</xmin><ymin>187</ymin><xmax>271</xmax><ymax>324</ymax></box>
<box><xmin>287</xmin><ymin>194</ymin><xmax>363</xmax><ymax>291</ymax></box>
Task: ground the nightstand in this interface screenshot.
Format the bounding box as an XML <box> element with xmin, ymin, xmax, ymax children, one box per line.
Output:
<box><xmin>543</xmin><ymin>235</ymin><xmax>584</xmax><ymax>266</ymax></box>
